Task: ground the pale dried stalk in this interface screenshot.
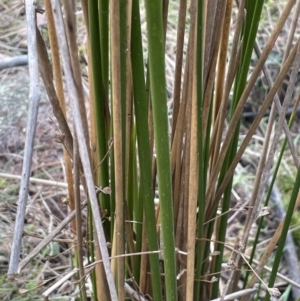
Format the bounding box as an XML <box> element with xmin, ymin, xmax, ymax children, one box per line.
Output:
<box><xmin>42</xmin><ymin>269</ymin><xmax>78</xmax><ymax>298</ymax></box>
<box><xmin>110</xmin><ymin>0</ymin><xmax>125</xmax><ymax>299</ymax></box>
<box><xmin>0</xmin><ymin>55</ymin><xmax>28</xmax><ymax>69</ymax></box>
<box><xmin>124</xmin><ymin>282</ymin><xmax>148</xmax><ymax>301</ymax></box>
<box><xmin>185</xmin><ymin>0</ymin><xmax>198</xmax><ymax>298</ymax></box>
<box><xmin>8</xmin><ymin>0</ymin><xmax>41</xmax><ymax>275</ymax></box>
<box><xmin>180</xmin><ymin>64</ymin><xmax>193</xmax><ymax>278</ymax></box>
<box><xmin>0</xmin><ymin>172</ymin><xmax>84</xmax><ymax>190</ymax></box>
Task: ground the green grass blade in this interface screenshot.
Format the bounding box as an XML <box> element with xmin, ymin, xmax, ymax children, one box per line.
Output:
<box><xmin>130</xmin><ymin>1</ymin><xmax>163</xmax><ymax>299</ymax></box>
<box><xmin>144</xmin><ymin>1</ymin><xmax>178</xmax><ymax>300</ymax></box>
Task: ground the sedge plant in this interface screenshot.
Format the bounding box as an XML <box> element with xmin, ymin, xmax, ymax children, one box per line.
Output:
<box><xmin>8</xmin><ymin>0</ymin><xmax>300</xmax><ymax>300</ymax></box>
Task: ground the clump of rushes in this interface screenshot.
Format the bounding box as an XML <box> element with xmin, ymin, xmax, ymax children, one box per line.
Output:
<box><xmin>9</xmin><ymin>0</ymin><xmax>300</xmax><ymax>300</ymax></box>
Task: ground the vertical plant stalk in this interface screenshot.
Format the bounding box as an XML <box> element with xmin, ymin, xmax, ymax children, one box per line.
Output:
<box><xmin>144</xmin><ymin>0</ymin><xmax>178</xmax><ymax>300</ymax></box>
<box><xmin>193</xmin><ymin>0</ymin><xmax>205</xmax><ymax>299</ymax></box>
<box><xmin>130</xmin><ymin>0</ymin><xmax>164</xmax><ymax>299</ymax></box>
<box><xmin>64</xmin><ymin>1</ymin><xmax>90</xmax><ymax>154</ymax></box>
<box><xmin>171</xmin><ymin>16</ymin><xmax>189</xmax><ymax>237</ymax></box>
<box><xmin>44</xmin><ymin>0</ymin><xmax>76</xmax><ymax>233</ymax></box>
<box><xmin>162</xmin><ymin>0</ymin><xmax>169</xmax><ymax>39</ymax></box>
<box><xmin>8</xmin><ymin>0</ymin><xmax>40</xmax><ymax>275</ymax></box>
<box><xmin>98</xmin><ymin>0</ymin><xmax>110</xmax><ymax>116</ymax></box>
<box><xmin>73</xmin><ymin>132</ymin><xmax>88</xmax><ymax>301</ymax></box>
<box><xmin>125</xmin><ymin>0</ymin><xmax>133</xmax><ymax>207</ymax></box>
<box><xmin>171</xmin><ymin>0</ymin><xmax>187</xmax><ymax>142</ymax></box>
<box><xmin>210</xmin><ymin>0</ymin><xmax>245</xmax><ymax>163</ymax></box>
<box><xmin>86</xmin><ymin>8</ymin><xmax>103</xmax><ymax>300</ymax></box>
<box><xmin>186</xmin><ymin>46</ymin><xmax>198</xmax><ymax>301</ymax></box>
<box><xmin>139</xmin><ymin>216</ymin><xmax>148</xmax><ymax>293</ymax></box>
<box><xmin>211</xmin><ymin>0</ymin><xmax>235</xmax><ymax>163</ymax></box>
<box><xmin>213</xmin><ymin>0</ymin><xmax>232</xmax><ymax>123</ymax></box>
<box><xmin>49</xmin><ymin>1</ymin><xmax>117</xmax><ymax>299</ymax></box>
<box><xmin>185</xmin><ymin>0</ymin><xmax>198</xmax><ymax>299</ymax></box>
<box><xmin>36</xmin><ymin>29</ymin><xmax>74</xmax><ymax>158</ymax></box>
<box><xmin>172</xmin><ymin>58</ymin><xmax>189</xmax><ymax>229</ymax></box>
<box><xmin>88</xmin><ymin>0</ymin><xmax>111</xmax><ymax>235</ymax></box>
<box><xmin>207</xmin><ymin>1</ymin><xmax>235</xmax><ymax>299</ymax></box>
<box><xmin>80</xmin><ymin>0</ymin><xmax>89</xmax><ymax>34</ymax></box>
<box><xmin>203</xmin><ymin>0</ymin><xmax>218</xmax><ymax>87</ymax></box>
<box><xmin>110</xmin><ymin>0</ymin><xmax>125</xmax><ymax>299</ymax></box>
<box><xmin>121</xmin><ymin>0</ymin><xmax>136</xmax><ymax>273</ymax></box>
<box><xmin>88</xmin><ymin>0</ymin><xmax>112</xmax><ymax>297</ymax></box>
<box><xmin>202</xmin><ymin>1</ymin><xmax>227</xmax><ymax>140</ymax></box>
